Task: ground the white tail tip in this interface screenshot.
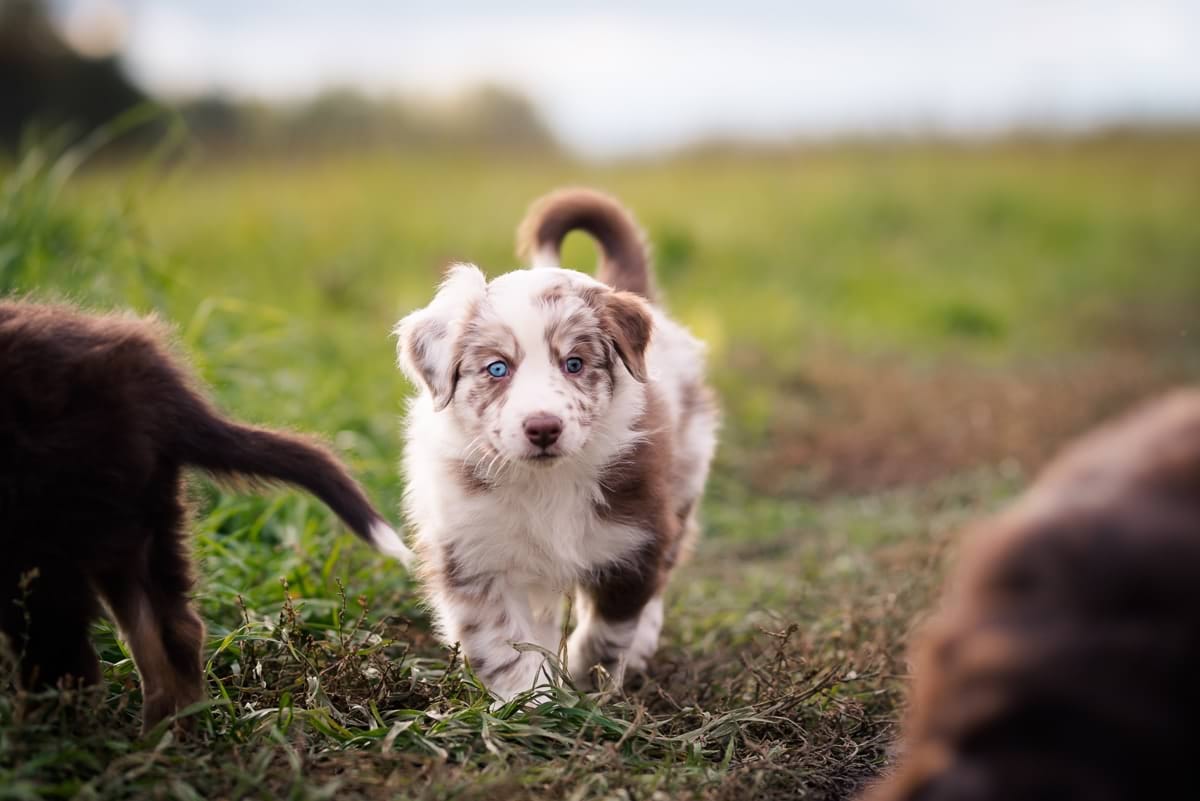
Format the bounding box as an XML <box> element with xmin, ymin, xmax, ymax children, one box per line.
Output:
<box><xmin>370</xmin><ymin>521</ymin><xmax>416</xmax><ymax>569</ymax></box>
<box><xmin>531</xmin><ymin>244</ymin><xmax>560</xmax><ymax>269</ymax></box>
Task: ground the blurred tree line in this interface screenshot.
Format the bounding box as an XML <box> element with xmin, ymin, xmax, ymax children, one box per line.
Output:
<box><xmin>1</xmin><ymin>0</ymin><xmax>145</xmax><ymax>149</ymax></box>
<box><xmin>1</xmin><ymin>0</ymin><xmax>559</xmax><ymax>158</ymax></box>
<box><xmin>180</xmin><ymin>85</ymin><xmax>559</xmax><ymax>156</ymax></box>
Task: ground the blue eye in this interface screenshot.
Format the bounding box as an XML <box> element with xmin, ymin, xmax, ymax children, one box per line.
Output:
<box><xmin>564</xmin><ymin>357</ymin><xmax>584</xmax><ymax>374</ymax></box>
<box><xmin>487</xmin><ymin>360</ymin><xmax>509</xmax><ymax>378</ymax></box>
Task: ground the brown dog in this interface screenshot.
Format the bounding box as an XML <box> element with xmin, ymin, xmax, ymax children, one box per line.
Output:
<box><xmin>861</xmin><ymin>390</ymin><xmax>1200</xmax><ymax>801</ymax></box>
<box><xmin>0</xmin><ymin>301</ymin><xmax>411</xmax><ymax>731</ymax></box>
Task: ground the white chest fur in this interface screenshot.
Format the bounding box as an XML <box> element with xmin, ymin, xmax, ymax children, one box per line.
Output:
<box><xmin>403</xmin><ymin>398</ymin><xmax>650</xmax><ymax>591</ymax></box>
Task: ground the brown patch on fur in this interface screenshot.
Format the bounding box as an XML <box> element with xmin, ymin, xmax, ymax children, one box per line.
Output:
<box><xmin>860</xmin><ymin>390</ymin><xmax>1200</xmax><ymax>801</ymax></box>
<box><xmin>464</xmin><ymin>373</ymin><xmax>512</xmax><ymax>419</ymax></box>
<box><xmin>516</xmin><ymin>187</ymin><xmax>655</xmax><ymax>300</ymax></box>
<box><xmin>406</xmin><ymin>296</ymin><xmax>483</xmax><ymax>412</ymax></box>
<box><xmin>441</xmin><ymin>543</ymin><xmax>471</xmax><ymax>589</ymax></box>
<box><xmin>588</xmin><ymin>389</ymin><xmax>677</xmax><ymax>621</ymax></box>
<box><xmin>448</xmin><ymin>296</ymin><xmax>483</xmax><ymax>383</ymax></box>
<box><xmin>0</xmin><ymin>301</ymin><xmax>394</xmax><ymax>732</ymax></box>
<box><xmin>544</xmin><ymin>310</ymin><xmax>605</xmax><ymax>365</ymax></box>
<box><xmin>601</xmin><ymin>291</ymin><xmax>653</xmax><ymax>383</ymax></box>
<box><xmin>478</xmin><ymin>652</ymin><xmax>522</xmax><ymax>682</ymax></box>
<box><xmin>460</xmin><ymin>313</ymin><xmax>526</xmax><ymax>417</ymax></box>
<box><xmin>678</xmin><ymin>380</ymin><xmax>717</xmax><ymax>437</ymax></box>
<box><xmin>572</xmin><ymin>285</ymin><xmax>653</xmax><ymax>384</ymax></box>
<box><xmin>587</xmin><ymin>548</ymin><xmax>663</xmax><ymax>623</ymax></box>
<box><xmin>403</xmin><ymin>317</ymin><xmax>452</xmax><ymax>408</ymax></box>
<box><xmin>537</xmin><ymin>283</ymin><xmax>569</xmax><ymax>306</ymax></box>
<box><xmin>586</xmin><ymin>349</ymin><xmax>618</xmax><ymax>401</ymax></box>
<box><xmin>537</xmin><ymin>283</ymin><xmax>643</xmax><ymax>409</ymax></box>
<box><xmin>439</xmin><ymin>542</ymin><xmax>494</xmax><ymax>600</ymax></box>
<box><xmin>455</xmin><ymin>460</ymin><xmax>492</xmax><ymax>494</ymax></box>
<box><xmin>462</xmin><ymin>311</ymin><xmax>525</xmax><ymax>366</ymax></box>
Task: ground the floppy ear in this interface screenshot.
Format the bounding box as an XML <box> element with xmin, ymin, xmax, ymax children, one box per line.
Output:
<box><xmin>601</xmin><ymin>290</ymin><xmax>653</xmax><ymax>382</ymax></box>
<box><xmin>394</xmin><ymin>264</ymin><xmax>487</xmax><ymax>410</ymax></box>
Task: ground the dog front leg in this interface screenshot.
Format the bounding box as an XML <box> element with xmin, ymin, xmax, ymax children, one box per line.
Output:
<box><xmin>568</xmin><ymin>562</ymin><xmax>663</xmax><ymax>688</ymax></box>
<box><xmin>434</xmin><ymin>573</ymin><xmax>552</xmax><ymax>702</ymax></box>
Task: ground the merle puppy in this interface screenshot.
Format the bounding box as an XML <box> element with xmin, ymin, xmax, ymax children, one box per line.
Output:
<box><xmin>0</xmin><ymin>301</ymin><xmax>411</xmax><ymax>731</ymax></box>
<box><xmin>861</xmin><ymin>390</ymin><xmax>1200</xmax><ymax>801</ymax></box>
<box><xmin>395</xmin><ymin>189</ymin><xmax>717</xmax><ymax>699</ymax></box>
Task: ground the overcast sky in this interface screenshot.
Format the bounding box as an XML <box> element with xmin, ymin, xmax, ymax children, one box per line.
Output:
<box><xmin>51</xmin><ymin>0</ymin><xmax>1200</xmax><ymax>157</ymax></box>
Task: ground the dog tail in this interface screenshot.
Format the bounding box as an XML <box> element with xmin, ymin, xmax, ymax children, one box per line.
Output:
<box><xmin>517</xmin><ymin>187</ymin><xmax>655</xmax><ymax>300</ymax></box>
<box><xmin>174</xmin><ymin>392</ymin><xmax>414</xmax><ymax>567</ymax></box>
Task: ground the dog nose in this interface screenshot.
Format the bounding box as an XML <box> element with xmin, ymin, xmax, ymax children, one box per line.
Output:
<box><xmin>524</xmin><ymin>414</ymin><xmax>563</xmax><ymax>448</ymax></box>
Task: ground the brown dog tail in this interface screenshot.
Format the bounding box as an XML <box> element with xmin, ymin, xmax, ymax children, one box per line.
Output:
<box><xmin>516</xmin><ymin>187</ymin><xmax>655</xmax><ymax>300</ymax></box>
<box><xmin>175</xmin><ymin>394</ymin><xmax>414</xmax><ymax>566</ymax></box>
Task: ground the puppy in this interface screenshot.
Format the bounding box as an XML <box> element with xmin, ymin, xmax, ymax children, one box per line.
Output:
<box><xmin>861</xmin><ymin>390</ymin><xmax>1200</xmax><ymax>801</ymax></box>
<box><xmin>0</xmin><ymin>301</ymin><xmax>412</xmax><ymax>731</ymax></box>
<box><xmin>395</xmin><ymin>188</ymin><xmax>717</xmax><ymax>699</ymax></box>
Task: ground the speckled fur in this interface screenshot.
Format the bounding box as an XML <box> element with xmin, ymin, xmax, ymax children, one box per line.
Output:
<box><xmin>394</xmin><ymin>190</ymin><xmax>717</xmax><ymax>699</ymax></box>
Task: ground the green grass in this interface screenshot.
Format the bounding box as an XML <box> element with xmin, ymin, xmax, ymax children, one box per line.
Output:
<box><xmin>2</xmin><ymin>132</ymin><xmax>1199</xmax><ymax>799</ymax></box>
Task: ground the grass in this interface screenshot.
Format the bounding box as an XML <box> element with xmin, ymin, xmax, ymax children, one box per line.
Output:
<box><xmin>2</xmin><ymin>131</ymin><xmax>1199</xmax><ymax>799</ymax></box>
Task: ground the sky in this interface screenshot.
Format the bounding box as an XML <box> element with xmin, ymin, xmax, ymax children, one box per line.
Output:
<box><xmin>50</xmin><ymin>0</ymin><xmax>1200</xmax><ymax>157</ymax></box>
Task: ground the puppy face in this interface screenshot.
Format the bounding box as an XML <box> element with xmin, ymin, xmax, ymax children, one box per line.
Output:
<box><xmin>396</xmin><ymin>265</ymin><xmax>652</xmax><ymax>464</ymax></box>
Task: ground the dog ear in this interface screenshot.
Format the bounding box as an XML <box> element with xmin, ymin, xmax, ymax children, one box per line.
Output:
<box><xmin>394</xmin><ymin>263</ymin><xmax>487</xmax><ymax>410</ymax></box>
<box><xmin>602</xmin><ymin>290</ymin><xmax>653</xmax><ymax>383</ymax></box>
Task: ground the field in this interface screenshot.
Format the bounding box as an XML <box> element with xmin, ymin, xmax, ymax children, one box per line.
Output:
<box><xmin>2</xmin><ymin>132</ymin><xmax>1200</xmax><ymax>800</ymax></box>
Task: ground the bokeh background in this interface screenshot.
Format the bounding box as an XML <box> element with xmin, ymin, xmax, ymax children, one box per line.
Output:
<box><xmin>2</xmin><ymin>2</ymin><xmax>1199</xmax><ymax>799</ymax></box>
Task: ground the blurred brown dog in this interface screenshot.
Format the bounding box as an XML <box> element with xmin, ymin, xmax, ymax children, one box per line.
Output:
<box><xmin>0</xmin><ymin>301</ymin><xmax>411</xmax><ymax>732</ymax></box>
<box><xmin>862</xmin><ymin>390</ymin><xmax>1200</xmax><ymax>801</ymax></box>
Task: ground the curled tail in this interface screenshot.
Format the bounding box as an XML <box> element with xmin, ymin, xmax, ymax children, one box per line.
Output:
<box><xmin>516</xmin><ymin>187</ymin><xmax>655</xmax><ymax>300</ymax></box>
<box><xmin>175</xmin><ymin>397</ymin><xmax>414</xmax><ymax>567</ymax></box>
